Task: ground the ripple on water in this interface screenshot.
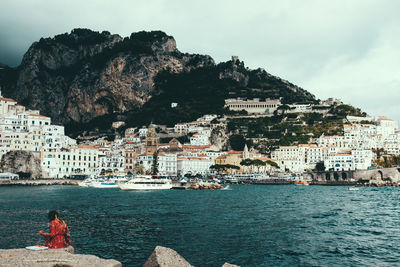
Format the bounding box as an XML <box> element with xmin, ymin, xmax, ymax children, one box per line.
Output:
<box><xmin>1</xmin><ymin>185</ymin><xmax>400</xmax><ymax>266</ymax></box>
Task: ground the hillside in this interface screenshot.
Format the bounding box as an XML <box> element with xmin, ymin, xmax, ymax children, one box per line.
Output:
<box><xmin>0</xmin><ymin>29</ymin><xmax>317</xmax><ymax>135</ymax></box>
<box><xmin>0</xmin><ymin>29</ymin><xmax>214</xmax><ymax>125</ymax></box>
<box><xmin>0</xmin><ymin>28</ymin><xmax>364</xmax><ymax>144</ymax></box>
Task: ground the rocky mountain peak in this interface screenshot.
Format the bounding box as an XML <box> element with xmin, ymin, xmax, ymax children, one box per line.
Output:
<box><xmin>0</xmin><ymin>29</ymin><xmax>215</xmax><ymax>125</ymax></box>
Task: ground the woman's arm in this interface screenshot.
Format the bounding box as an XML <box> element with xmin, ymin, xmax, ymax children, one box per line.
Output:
<box><xmin>39</xmin><ymin>222</ymin><xmax>56</xmax><ymax>237</ymax></box>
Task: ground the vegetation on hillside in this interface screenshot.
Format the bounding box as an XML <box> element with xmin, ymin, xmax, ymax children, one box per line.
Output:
<box><xmin>227</xmin><ymin>112</ymin><xmax>345</xmax><ymax>150</ymax></box>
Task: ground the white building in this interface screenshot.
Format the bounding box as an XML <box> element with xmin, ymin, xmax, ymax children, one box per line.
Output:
<box><xmin>174</xmin><ymin>123</ymin><xmax>188</xmax><ymax>134</ymax></box>
<box><xmin>41</xmin><ymin>145</ymin><xmax>99</xmax><ymax>178</ymax></box>
<box><xmin>190</xmin><ymin>133</ymin><xmax>209</xmax><ymax>146</ymax></box>
<box><xmin>224</xmin><ymin>98</ymin><xmax>281</xmax><ymax>115</ymax></box>
<box><xmin>158</xmin><ymin>153</ymin><xmax>177</xmax><ymax>176</ymax></box>
<box><xmin>177</xmin><ymin>156</ymin><xmax>213</xmax><ymax>176</ymax></box>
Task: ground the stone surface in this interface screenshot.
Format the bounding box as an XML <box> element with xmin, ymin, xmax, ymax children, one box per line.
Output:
<box><xmin>190</xmin><ymin>182</ymin><xmax>224</xmax><ymax>190</ymax></box>
<box><xmin>222</xmin><ymin>263</ymin><xmax>240</xmax><ymax>267</ymax></box>
<box><xmin>143</xmin><ymin>246</ymin><xmax>193</xmax><ymax>267</ymax></box>
<box><xmin>0</xmin><ymin>246</ymin><xmax>121</xmax><ymax>267</ymax></box>
<box><xmin>0</xmin><ymin>150</ymin><xmax>42</xmax><ymax>179</ymax></box>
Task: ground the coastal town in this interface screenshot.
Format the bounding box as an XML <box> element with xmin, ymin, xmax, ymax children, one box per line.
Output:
<box><xmin>0</xmin><ymin>90</ymin><xmax>399</xmax><ymax>182</ymax></box>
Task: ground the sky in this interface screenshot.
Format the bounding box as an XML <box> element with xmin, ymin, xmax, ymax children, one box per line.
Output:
<box><xmin>0</xmin><ymin>0</ymin><xmax>399</xmax><ymax>121</ymax></box>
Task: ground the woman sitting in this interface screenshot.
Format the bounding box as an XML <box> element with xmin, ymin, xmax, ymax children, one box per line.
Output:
<box><xmin>39</xmin><ymin>210</ymin><xmax>72</xmax><ymax>248</ymax></box>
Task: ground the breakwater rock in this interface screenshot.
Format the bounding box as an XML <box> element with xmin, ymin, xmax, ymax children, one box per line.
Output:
<box><xmin>0</xmin><ymin>246</ymin><xmax>121</xmax><ymax>267</ymax></box>
<box><xmin>144</xmin><ymin>246</ymin><xmax>240</xmax><ymax>267</ymax></box>
<box><xmin>190</xmin><ymin>182</ymin><xmax>224</xmax><ymax>190</ymax></box>
<box><xmin>144</xmin><ymin>246</ymin><xmax>193</xmax><ymax>267</ymax></box>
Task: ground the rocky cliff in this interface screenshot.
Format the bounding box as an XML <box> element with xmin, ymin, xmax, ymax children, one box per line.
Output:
<box><xmin>0</xmin><ymin>28</ymin><xmax>316</xmax><ymax>137</ymax></box>
<box><xmin>0</xmin><ymin>29</ymin><xmax>214</xmax><ymax>124</ymax></box>
<box><xmin>0</xmin><ymin>150</ymin><xmax>42</xmax><ymax>179</ymax></box>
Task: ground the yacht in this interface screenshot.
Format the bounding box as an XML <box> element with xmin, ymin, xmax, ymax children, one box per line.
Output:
<box><xmin>78</xmin><ymin>179</ymin><xmax>93</xmax><ymax>187</ymax></box>
<box><xmin>119</xmin><ymin>175</ymin><xmax>173</xmax><ymax>190</ymax></box>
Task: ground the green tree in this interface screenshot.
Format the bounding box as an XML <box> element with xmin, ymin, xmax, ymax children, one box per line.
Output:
<box><xmin>240</xmin><ymin>159</ymin><xmax>253</xmax><ymax>173</ymax></box>
<box><xmin>266</xmin><ymin>160</ymin><xmax>279</xmax><ymax>169</ymax></box>
<box><xmin>252</xmin><ymin>159</ymin><xmax>266</xmax><ymax>173</ymax></box>
<box><xmin>315</xmin><ymin>161</ymin><xmax>325</xmax><ymax>172</ymax></box>
<box><xmin>229</xmin><ymin>134</ymin><xmax>246</xmax><ymax>151</ymax></box>
<box><xmin>152</xmin><ymin>151</ymin><xmax>159</xmax><ymax>175</ymax></box>
<box><xmin>135</xmin><ymin>165</ymin><xmax>145</xmax><ymax>175</ymax></box>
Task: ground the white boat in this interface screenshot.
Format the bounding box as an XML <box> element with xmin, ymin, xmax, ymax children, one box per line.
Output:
<box><xmin>348</xmin><ymin>187</ymin><xmax>359</xmax><ymax>191</ymax></box>
<box><xmin>78</xmin><ymin>179</ymin><xmax>95</xmax><ymax>187</ymax></box>
<box><xmin>119</xmin><ymin>175</ymin><xmax>172</xmax><ymax>190</ymax></box>
<box><xmin>89</xmin><ymin>179</ymin><xmax>119</xmax><ymax>188</ymax></box>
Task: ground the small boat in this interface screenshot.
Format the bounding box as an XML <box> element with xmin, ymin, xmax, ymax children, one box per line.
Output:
<box><xmin>294</xmin><ymin>180</ymin><xmax>310</xmax><ymax>185</ymax></box>
<box><xmin>119</xmin><ymin>175</ymin><xmax>172</xmax><ymax>190</ymax></box>
<box><xmin>78</xmin><ymin>179</ymin><xmax>95</xmax><ymax>187</ymax></box>
<box><xmin>348</xmin><ymin>187</ymin><xmax>359</xmax><ymax>191</ymax></box>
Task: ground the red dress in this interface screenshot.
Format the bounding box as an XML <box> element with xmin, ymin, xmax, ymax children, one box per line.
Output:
<box><xmin>42</xmin><ymin>219</ymin><xmax>72</xmax><ymax>248</ymax></box>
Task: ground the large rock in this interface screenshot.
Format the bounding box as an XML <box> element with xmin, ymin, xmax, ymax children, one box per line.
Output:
<box><xmin>0</xmin><ymin>150</ymin><xmax>42</xmax><ymax>179</ymax></box>
<box><xmin>0</xmin><ymin>29</ymin><xmax>214</xmax><ymax>125</ymax></box>
<box><xmin>143</xmin><ymin>246</ymin><xmax>193</xmax><ymax>267</ymax></box>
<box><xmin>222</xmin><ymin>263</ymin><xmax>240</xmax><ymax>267</ymax></box>
<box><xmin>0</xmin><ymin>246</ymin><xmax>121</xmax><ymax>267</ymax></box>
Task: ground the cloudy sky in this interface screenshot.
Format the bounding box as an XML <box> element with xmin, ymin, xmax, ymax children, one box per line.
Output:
<box><xmin>0</xmin><ymin>0</ymin><xmax>399</xmax><ymax>121</ymax></box>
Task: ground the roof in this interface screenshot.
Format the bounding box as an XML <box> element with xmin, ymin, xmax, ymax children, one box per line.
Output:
<box><xmin>182</xmin><ymin>145</ymin><xmax>211</xmax><ymax>149</ymax></box>
<box><xmin>77</xmin><ymin>144</ymin><xmax>97</xmax><ymax>149</ymax></box>
<box><xmin>0</xmin><ymin>97</ymin><xmax>16</xmax><ymax>102</ymax></box>
<box><xmin>28</xmin><ymin>114</ymin><xmax>49</xmax><ymax>118</ymax></box>
<box><xmin>379</xmin><ymin>117</ymin><xmax>393</xmax><ymax>121</ymax></box>
<box><xmin>227</xmin><ymin>150</ymin><xmax>242</xmax><ymax>154</ymax></box>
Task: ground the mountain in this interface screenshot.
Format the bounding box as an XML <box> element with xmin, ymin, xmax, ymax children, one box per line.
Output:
<box><xmin>0</xmin><ymin>29</ymin><xmax>214</xmax><ymax>125</ymax></box>
<box><xmin>0</xmin><ymin>28</ymin><xmax>317</xmax><ymax>136</ymax></box>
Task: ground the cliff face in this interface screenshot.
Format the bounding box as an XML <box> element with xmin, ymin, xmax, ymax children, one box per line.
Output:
<box><xmin>0</xmin><ymin>29</ymin><xmax>317</xmax><ymax>138</ymax></box>
<box><xmin>0</xmin><ymin>150</ymin><xmax>42</xmax><ymax>179</ymax></box>
<box><xmin>0</xmin><ymin>29</ymin><xmax>214</xmax><ymax>124</ymax></box>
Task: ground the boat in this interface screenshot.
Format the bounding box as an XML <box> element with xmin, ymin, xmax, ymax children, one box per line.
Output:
<box><xmin>118</xmin><ymin>175</ymin><xmax>172</xmax><ymax>190</ymax></box>
<box><xmin>294</xmin><ymin>180</ymin><xmax>310</xmax><ymax>185</ymax></box>
<box><xmin>89</xmin><ymin>179</ymin><xmax>119</xmax><ymax>188</ymax></box>
<box><xmin>348</xmin><ymin>187</ymin><xmax>359</xmax><ymax>191</ymax></box>
<box><xmin>78</xmin><ymin>180</ymin><xmax>90</xmax><ymax>187</ymax></box>
<box><xmin>78</xmin><ymin>178</ymin><xmax>95</xmax><ymax>187</ymax></box>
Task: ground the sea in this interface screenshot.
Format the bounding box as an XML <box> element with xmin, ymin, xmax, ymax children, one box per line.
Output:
<box><xmin>1</xmin><ymin>185</ymin><xmax>400</xmax><ymax>266</ymax></box>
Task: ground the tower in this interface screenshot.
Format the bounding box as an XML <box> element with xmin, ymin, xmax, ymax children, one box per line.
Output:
<box><xmin>243</xmin><ymin>144</ymin><xmax>249</xmax><ymax>159</ymax></box>
<box><xmin>145</xmin><ymin>127</ymin><xmax>158</xmax><ymax>154</ymax></box>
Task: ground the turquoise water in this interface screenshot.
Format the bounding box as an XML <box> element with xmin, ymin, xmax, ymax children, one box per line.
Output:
<box><xmin>1</xmin><ymin>185</ymin><xmax>400</xmax><ymax>266</ymax></box>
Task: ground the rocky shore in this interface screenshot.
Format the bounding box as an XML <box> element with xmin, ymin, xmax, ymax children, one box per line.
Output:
<box><xmin>172</xmin><ymin>182</ymin><xmax>225</xmax><ymax>190</ymax></box>
<box><xmin>0</xmin><ymin>179</ymin><xmax>79</xmax><ymax>186</ymax></box>
<box><xmin>0</xmin><ymin>246</ymin><xmax>121</xmax><ymax>267</ymax></box>
<box><xmin>189</xmin><ymin>182</ymin><xmax>224</xmax><ymax>190</ymax></box>
<box><xmin>0</xmin><ymin>246</ymin><xmax>240</xmax><ymax>267</ymax></box>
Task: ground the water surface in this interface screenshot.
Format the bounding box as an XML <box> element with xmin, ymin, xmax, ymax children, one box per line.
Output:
<box><xmin>1</xmin><ymin>185</ymin><xmax>399</xmax><ymax>266</ymax></box>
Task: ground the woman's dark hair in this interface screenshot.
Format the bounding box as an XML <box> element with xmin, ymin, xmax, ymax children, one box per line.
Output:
<box><xmin>48</xmin><ymin>210</ymin><xmax>59</xmax><ymax>222</ymax></box>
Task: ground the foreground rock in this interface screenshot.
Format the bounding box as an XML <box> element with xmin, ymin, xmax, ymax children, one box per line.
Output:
<box><xmin>144</xmin><ymin>246</ymin><xmax>193</xmax><ymax>267</ymax></box>
<box><xmin>0</xmin><ymin>150</ymin><xmax>42</xmax><ymax>179</ymax></box>
<box><xmin>0</xmin><ymin>246</ymin><xmax>121</xmax><ymax>267</ymax></box>
<box><xmin>143</xmin><ymin>246</ymin><xmax>240</xmax><ymax>267</ymax></box>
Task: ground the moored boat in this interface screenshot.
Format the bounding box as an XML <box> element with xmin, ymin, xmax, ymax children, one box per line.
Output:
<box><xmin>294</xmin><ymin>180</ymin><xmax>310</xmax><ymax>185</ymax></box>
<box><xmin>119</xmin><ymin>175</ymin><xmax>172</xmax><ymax>190</ymax></box>
<box><xmin>90</xmin><ymin>180</ymin><xmax>119</xmax><ymax>188</ymax></box>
